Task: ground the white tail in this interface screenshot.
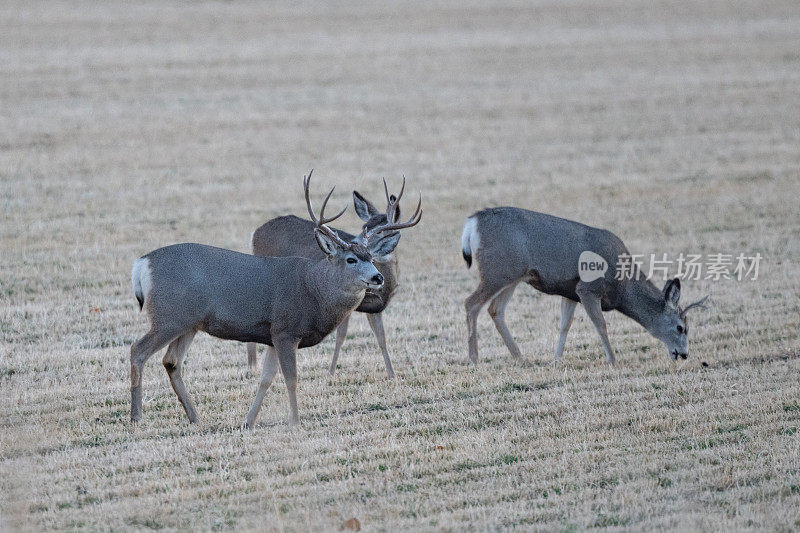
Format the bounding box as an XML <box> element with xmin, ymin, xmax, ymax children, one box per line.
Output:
<box><xmin>130</xmin><ymin>257</ymin><xmax>151</xmax><ymax>311</ymax></box>
<box><xmin>461</xmin><ymin>216</ymin><xmax>480</xmax><ymax>268</ymax></box>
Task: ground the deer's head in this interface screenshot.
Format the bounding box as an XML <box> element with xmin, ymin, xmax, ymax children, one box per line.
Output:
<box><xmin>652</xmin><ymin>278</ymin><xmax>709</xmax><ymax>361</ymax></box>
<box><xmin>304</xmin><ymin>171</ymin><xmax>421</xmax><ymax>291</ymax></box>
<box><xmin>352</xmin><ymin>177</ymin><xmax>412</xmax><ymax>261</ymax></box>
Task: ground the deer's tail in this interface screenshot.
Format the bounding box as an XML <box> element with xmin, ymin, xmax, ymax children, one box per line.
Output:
<box><xmin>131</xmin><ymin>257</ymin><xmax>152</xmax><ymax>311</ymax></box>
<box><xmin>461</xmin><ymin>216</ymin><xmax>480</xmax><ymax>269</ymax></box>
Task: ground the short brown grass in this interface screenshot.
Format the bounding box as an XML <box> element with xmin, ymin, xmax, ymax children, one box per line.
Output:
<box><xmin>2</xmin><ymin>0</ymin><xmax>799</xmax><ymax>530</ymax></box>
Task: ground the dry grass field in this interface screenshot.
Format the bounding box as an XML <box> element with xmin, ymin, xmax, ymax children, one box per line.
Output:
<box><xmin>2</xmin><ymin>0</ymin><xmax>800</xmax><ymax>530</ymax></box>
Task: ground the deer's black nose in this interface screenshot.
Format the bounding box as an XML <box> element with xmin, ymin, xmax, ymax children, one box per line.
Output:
<box><xmin>371</xmin><ymin>273</ymin><xmax>384</xmax><ymax>285</ymax></box>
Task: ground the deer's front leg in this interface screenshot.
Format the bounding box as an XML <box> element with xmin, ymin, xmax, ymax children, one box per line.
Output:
<box><xmin>328</xmin><ymin>313</ymin><xmax>350</xmax><ymax>376</ymax></box>
<box><xmin>244</xmin><ymin>346</ymin><xmax>280</xmax><ymax>429</ymax></box>
<box><xmin>274</xmin><ymin>336</ymin><xmax>301</xmax><ymax>425</ymax></box>
<box><xmin>554</xmin><ymin>297</ymin><xmax>578</xmax><ymax>363</ymax></box>
<box><xmin>246</xmin><ymin>342</ymin><xmax>259</xmax><ymax>372</ymax></box>
<box><xmin>367</xmin><ymin>312</ymin><xmax>394</xmax><ymax>379</ymax></box>
<box><xmin>576</xmin><ymin>287</ymin><xmax>616</xmax><ymax>367</ymax></box>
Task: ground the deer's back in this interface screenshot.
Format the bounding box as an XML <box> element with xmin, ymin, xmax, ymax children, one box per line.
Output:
<box><xmin>251</xmin><ymin>215</ymin><xmax>342</xmax><ymax>261</ymax></box>
<box><xmin>251</xmin><ymin>215</ymin><xmax>395</xmax><ymax>313</ymax></box>
<box><xmin>143</xmin><ymin>243</ymin><xmax>318</xmax><ymax>345</ymax></box>
<box><xmin>470</xmin><ymin>207</ymin><xmax>630</xmax><ymax>299</ymax></box>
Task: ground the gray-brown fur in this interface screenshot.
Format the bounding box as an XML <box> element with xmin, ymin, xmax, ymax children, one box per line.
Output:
<box><xmin>250</xmin><ymin>215</ymin><xmax>398</xmax><ymax>314</ymax></box>
<box><xmin>129</xmin><ymin>173</ymin><xmax>408</xmax><ymax>427</ymax></box>
<box><xmin>462</xmin><ymin>207</ymin><xmax>707</xmax><ymax>365</ymax></box>
<box><xmin>247</xmin><ymin>184</ymin><xmax>409</xmax><ymax>378</ymax></box>
<box><xmin>138</xmin><ymin>244</ymin><xmax>365</xmax><ymax>348</ymax></box>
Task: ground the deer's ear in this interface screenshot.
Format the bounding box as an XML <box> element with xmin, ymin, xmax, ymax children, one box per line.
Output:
<box><xmin>353</xmin><ymin>191</ymin><xmax>378</xmax><ymax>221</ymax></box>
<box><xmin>314</xmin><ymin>229</ymin><xmax>340</xmax><ymax>256</ymax></box>
<box><xmin>663</xmin><ymin>278</ymin><xmax>681</xmax><ymax>307</ymax></box>
<box><xmin>368</xmin><ymin>231</ymin><xmax>400</xmax><ymax>259</ymax></box>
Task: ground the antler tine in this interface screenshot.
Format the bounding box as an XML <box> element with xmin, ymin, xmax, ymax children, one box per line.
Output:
<box><xmin>395</xmin><ymin>175</ymin><xmax>406</xmax><ymax>204</ymax></box>
<box><xmin>382</xmin><ymin>175</ymin><xmax>406</xmax><ymax>223</ymax></box>
<box><xmin>392</xmin><ymin>192</ymin><xmax>421</xmax><ymax>230</ymax></box>
<box><xmin>302</xmin><ymin>169</ymin><xmax>350</xmax><ymax>248</ymax></box>
<box><xmin>318</xmin><ymin>186</ymin><xmax>348</xmax><ymax>225</ymax></box>
<box><xmin>382</xmin><ymin>175</ymin><xmax>406</xmax><ymax>205</ymax></box>
<box><xmin>681</xmin><ymin>295</ymin><xmax>710</xmax><ymax>316</ymax></box>
<box><xmin>303</xmin><ymin>169</ymin><xmax>318</xmax><ymax>224</ymax></box>
<box><xmin>364</xmin><ymin>192</ymin><xmax>422</xmax><ymax>241</ymax></box>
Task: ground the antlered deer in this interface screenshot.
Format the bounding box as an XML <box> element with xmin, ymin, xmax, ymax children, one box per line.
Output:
<box><xmin>461</xmin><ymin>207</ymin><xmax>707</xmax><ymax>365</ymax></box>
<box><xmin>129</xmin><ymin>171</ymin><xmax>421</xmax><ymax>427</ymax></box>
<box><xmin>246</xmin><ymin>179</ymin><xmax>411</xmax><ymax>378</ymax></box>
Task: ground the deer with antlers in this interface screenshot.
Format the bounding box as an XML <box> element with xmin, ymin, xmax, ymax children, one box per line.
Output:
<box><xmin>129</xmin><ymin>171</ymin><xmax>422</xmax><ymax>427</ymax></box>
<box><xmin>246</xmin><ymin>178</ymin><xmax>414</xmax><ymax>378</ymax></box>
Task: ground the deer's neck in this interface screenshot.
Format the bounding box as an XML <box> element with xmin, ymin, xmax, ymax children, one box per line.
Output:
<box><xmin>375</xmin><ymin>255</ymin><xmax>398</xmax><ymax>293</ymax></box>
<box><xmin>306</xmin><ymin>260</ymin><xmax>365</xmax><ymax>321</ymax></box>
<box><xmin>618</xmin><ymin>278</ymin><xmax>665</xmax><ymax>333</ymax></box>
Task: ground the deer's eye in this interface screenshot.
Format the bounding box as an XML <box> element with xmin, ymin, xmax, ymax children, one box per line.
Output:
<box><xmin>346</xmin><ymin>257</ymin><xmax>357</xmax><ymax>264</ymax></box>
<box><xmin>677</xmin><ymin>325</ymin><xmax>684</xmax><ymax>334</ymax></box>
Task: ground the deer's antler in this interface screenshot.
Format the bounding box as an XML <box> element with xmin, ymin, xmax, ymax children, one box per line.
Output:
<box><xmin>303</xmin><ymin>170</ymin><xmax>350</xmax><ymax>249</ymax></box>
<box><xmin>680</xmin><ymin>295</ymin><xmax>710</xmax><ymax>318</ymax></box>
<box><xmin>383</xmin><ymin>176</ymin><xmax>405</xmax><ymax>222</ymax></box>
<box><xmin>359</xmin><ymin>176</ymin><xmax>422</xmax><ymax>244</ymax></box>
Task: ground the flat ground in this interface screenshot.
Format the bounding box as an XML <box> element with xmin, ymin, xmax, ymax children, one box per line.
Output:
<box><xmin>1</xmin><ymin>0</ymin><xmax>799</xmax><ymax>530</ymax></box>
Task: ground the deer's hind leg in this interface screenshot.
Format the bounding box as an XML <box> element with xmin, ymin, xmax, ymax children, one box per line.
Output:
<box><xmin>465</xmin><ymin>279</ymin><xmax>513</xmax><ymax>364</ymax></box>
<box><xmin>130</xmin><ymin>328</ymin><xmax>182</xmax><ymax>422</ymax></box>
<box><xmin>487</xmin><ymin>283</ymin><xmax>522</xmax><ymax>359</ymax></box>
<box><xmin>163</xmin><ymin>331</ymin><xmax>198</xmax><ymax>423</ymax></box>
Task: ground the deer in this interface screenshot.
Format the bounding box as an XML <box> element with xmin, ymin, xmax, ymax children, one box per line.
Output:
<box><xmin>246</xmin><ymin>179</ymin><xmax>410</xmax><ymax>379</ymax></box>
<box><xmin>461</xmin><ymin>207</ymin><xmax>708</xmax><ymax>366</ymax></box>
<box><xmin>129</xmin><ymin>171</ymin><xmax>422</xmax><ymax>427</ymax></box>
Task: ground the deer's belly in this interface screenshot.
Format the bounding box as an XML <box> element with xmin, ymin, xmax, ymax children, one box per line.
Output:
<box><xmin>526</xmin><ymin>270</ymin><xmax>580</xmax><ymax>301</ymax></box>
<box><xmin>202</xmin><ymin>317</ymin><xmax>273</xmax><ymax>345</ymax></box>
<box><xmin>298</xmin><ymin>331</ymin><xmax>328</xmax><ymax>348</ymax></box>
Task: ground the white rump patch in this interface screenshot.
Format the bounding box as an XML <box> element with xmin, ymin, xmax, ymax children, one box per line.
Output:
<box><xmin>249</xmin><ymin>229</ymin><xmax>256</xmax><ymax>253</ymax></box>
<box><xmin>461</xmin><ymin>217</ymin><xmax>481</xmax><ymax>256</ymax></box>
<box><xmin>131</xmin><ymin>257</ymin><xmax>152</xmax><ymax>304</ymax></box>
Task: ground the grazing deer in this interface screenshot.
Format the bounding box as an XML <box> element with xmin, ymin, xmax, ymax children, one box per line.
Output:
<box><xmin>129</xmin><ymin>171</ymin><xmax>422</xmax><ymax>427</ymax></box>
<box><xmin>461</xmin><ymin>207</ymin><xmax>708</xmax><ymax>365</ymax></box>
<box><xmin>246</xmin><ymin>179</ymin><xmax>410</xmax><ymax>379</ymax></box>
